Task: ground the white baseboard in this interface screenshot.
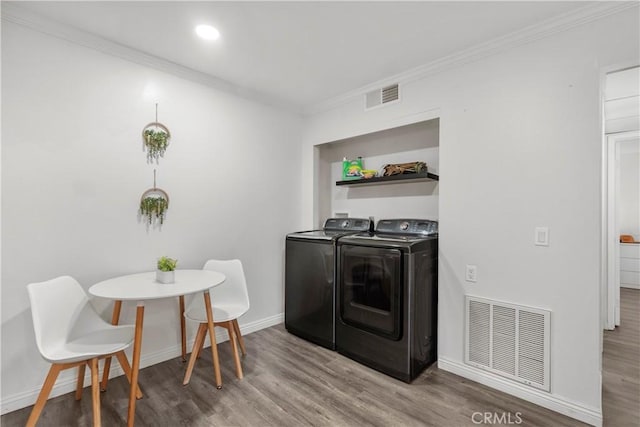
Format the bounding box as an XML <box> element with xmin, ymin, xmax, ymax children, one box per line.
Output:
<box><xmin>437</xmin><ymin>357</ymin><xmax>602</xmax><ymax>427</ymax></box>
<box><xmin>621</xmin><ymin>283</ymin><xmax>640</xmax><ymax>290</ymax></box>
<box><xmin>0</xmin><ymin>313</ymin><xmax>284</xmax><ymax>415</ymax></box>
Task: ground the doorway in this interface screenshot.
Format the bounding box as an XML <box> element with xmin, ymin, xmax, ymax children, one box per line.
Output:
<box><xmin>602</xmin><ymin>66</ymin><xmax>639</xmax><ymax>331</ymax></box>
<box><xmin>605</xmin><ymin>131</ymin><xmax>639</xmax><ymax>329</ymax></box>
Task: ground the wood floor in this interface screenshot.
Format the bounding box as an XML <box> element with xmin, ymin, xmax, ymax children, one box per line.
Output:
<box><xmin>602</xmin><ymin>287</ymin><xmax>640</xmax><ymax>426</ymax></box>
<box><xmin>3</xmin><ymin>292</ymin><xmax>638</xmax><ymax>426</ymax></box>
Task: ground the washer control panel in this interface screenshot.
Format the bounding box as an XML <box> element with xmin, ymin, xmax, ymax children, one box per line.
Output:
<box><xmin>376</xmin><ymin>219</ymin><xmax>438</xmax><ymax>235</ymax></box>
<box><xmin>324</xmin><ymin>217</ymin><xmax>373</xmax><ymax>232</ymax></box>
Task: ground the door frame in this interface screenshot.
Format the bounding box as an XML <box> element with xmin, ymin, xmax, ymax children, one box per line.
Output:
<box><xmin>604</xmin><ymin>130</ymin><xmax>639</xmax><ymax>330</ymax></box>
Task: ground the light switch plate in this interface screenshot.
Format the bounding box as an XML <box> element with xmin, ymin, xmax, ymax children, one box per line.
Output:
<box><xmin>535</xmin><ymin>227</ymin><xmax>549</xmax><ymax>246</ymax></box>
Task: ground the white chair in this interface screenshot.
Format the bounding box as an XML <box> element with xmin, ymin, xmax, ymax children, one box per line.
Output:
<box><xmin>182</xmin><ymin>259</ymin><xmax>250</xmax><ymax>385</ymax></box>
<box><xmin>26</xmin><ymin>276</ymin><xmax>137</xmax><ymax>427</ymax></box>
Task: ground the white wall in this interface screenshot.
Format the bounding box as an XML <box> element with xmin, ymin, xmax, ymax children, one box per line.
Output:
<box><xmin>302</xmin><ymin>9</ymin><xmax>639</xmax><ymax>426</ymax></box>
<box><xmin>1</xmin><ymin>22</ymin><xmax>302</xmax><ymax>411</ymax></box>
<box><xmin>619</xmin><ymin>141</ymin><xmax>640</xmax><ymax>238</ymax></box>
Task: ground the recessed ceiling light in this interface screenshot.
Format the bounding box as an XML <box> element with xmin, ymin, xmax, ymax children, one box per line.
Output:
<box><xmin>195</xmin><ymin>25</ymin><xmax>220</xmax><ymax>41</ymax></box>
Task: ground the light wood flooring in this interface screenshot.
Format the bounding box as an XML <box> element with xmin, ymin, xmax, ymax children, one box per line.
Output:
<box><xmin>3</xmin><ymin>291</ymin><xmax>638</xmax><ymax>426</ymax></box>
<box><xmin>602</xmin><ymin>287</ymin><xmax>640</xmax><ymax>426</ymax></box>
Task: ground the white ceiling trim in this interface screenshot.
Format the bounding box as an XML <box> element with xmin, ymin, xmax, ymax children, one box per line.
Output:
<box><xmin>1</xmin><ymin>2</ymin><xmax>302</xmax><ymax>115</ymax></box>
<box><xmin>305</xmin><ymin>1</ymin><xmax>640</xmax><ymax>116</ymax></box>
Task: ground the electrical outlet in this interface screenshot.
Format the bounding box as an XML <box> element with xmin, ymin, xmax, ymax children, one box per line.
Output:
<box><xmin>465</xmin><ymin>265</ymin><xmax>477</xmax><ymax>282</ymax></box>
<box><xmin>535</xmin><ymin>227</ymin><xmax>549</xmax><ymax>246</ymax></box>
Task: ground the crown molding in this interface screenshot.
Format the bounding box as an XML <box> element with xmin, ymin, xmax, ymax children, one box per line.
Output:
<box><xmin>304</xmin><ymin>1</ymin><xmax>640</xmax><ymax>116</ymax></box>
<box><xmin>3</xmin><ymin>2</ymin><xmax>636</xmax><ymax>117</ymax></box>
<box><xmin>1</xmin><ymin>2</ymin><xmax>302</xmax><ymax>115</ymax></box>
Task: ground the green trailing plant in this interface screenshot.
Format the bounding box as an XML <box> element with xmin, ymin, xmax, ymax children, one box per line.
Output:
<box><xmin>140</xmin><ymin>196</ymin><xmax>168</xmax><ymax>224</ymax></box>
<box><xmin>143</xmin><ymin>128</ymin><xmax>169</xmax><ymax>161</ymax></box>
<box><xmin>157</xmin><ymin>256</ymin><xmax>178</xmax><ymax>272</ymax></box>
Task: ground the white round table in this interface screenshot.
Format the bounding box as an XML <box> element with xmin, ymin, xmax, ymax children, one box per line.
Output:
<box><xmin>89</xmin><ymin>269</ymin><xmax>226</xmax><ymax>427</ymax></box>
<box><xmin>90</xmin><ymin>270</ymin><xmax>225</xmax><ymax>300</ymax></box>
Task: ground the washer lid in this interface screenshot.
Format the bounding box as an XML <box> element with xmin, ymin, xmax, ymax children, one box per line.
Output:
<box><xmin>287</xmin><ymin>230</ymin><xmax>350</xmax><ymax>241</ymax></box>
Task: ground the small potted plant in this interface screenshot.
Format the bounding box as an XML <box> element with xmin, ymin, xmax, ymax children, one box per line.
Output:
<box><xmin>156</xmin><ymin>256</ymin><xmax>178</xmax><ymax>284</ymax></box>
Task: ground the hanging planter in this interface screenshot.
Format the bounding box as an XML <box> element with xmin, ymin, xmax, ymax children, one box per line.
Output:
<box><xmin>140</xmin><ymin>195</ymin><xmax>169</xmax><ymax>224</ymax></box>
<box><xmin>140</xmin><ymin>170</ymin><xmax>169</xmax><ymax>225</ymax></box>
<box><xmin>142</xmin><ymin>122</ymin><xmax>171</xmax><ymax>162</ymax></box>
<box><xmin>142</xmin><ymin>104</ymin><xmax>171</xmax><ymax>162</ymax></box>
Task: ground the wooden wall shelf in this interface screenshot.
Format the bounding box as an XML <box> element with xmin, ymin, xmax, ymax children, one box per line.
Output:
<box><xmin>336</xmin><ymin>172</ymin><xmax>439</xmax><ymax>186</ymax></box>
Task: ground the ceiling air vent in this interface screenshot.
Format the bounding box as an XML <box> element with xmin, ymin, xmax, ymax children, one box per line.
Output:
<box><xmin>365</xmin><ymin>84</ymin><xmax>400</xmax><ymax>110</ymax></box>
<box><xmin>465</xmin><ymin>296</ymin><xmax>550</xmax><ymax>392</ymax></box>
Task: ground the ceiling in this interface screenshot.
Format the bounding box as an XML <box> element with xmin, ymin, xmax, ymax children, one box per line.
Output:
<box><xmin>12</xmin><ymin>1</ymin><xmax>594</xmax><ymax>111</ymax></box>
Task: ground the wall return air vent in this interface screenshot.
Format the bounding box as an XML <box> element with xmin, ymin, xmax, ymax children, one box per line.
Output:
<box><xmin>465</xmin><ymin>296</ymin><xmax>551</xmax><ymax>392</ymax></box>
<box><xmin>365</xmin><ymin>84</ymin><xmax>400</xmax><ymax>110</ymax></box>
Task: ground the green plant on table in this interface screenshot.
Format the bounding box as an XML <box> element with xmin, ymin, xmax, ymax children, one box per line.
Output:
<box><xmin>140</xmin><ymin>196</ymin><xmax>168</xmax><ymax>224</ymax></box>
<box><xmin>157</xmin><ymin>256</ymin><xmax>178</xmax><ymax>272</ymax></box>
<box><xmin>143</xmin><ymin>128</ymin><xmax>169</xmax><ymax>161</ymax></box>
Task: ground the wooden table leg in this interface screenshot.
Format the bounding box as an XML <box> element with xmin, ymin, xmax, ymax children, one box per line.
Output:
<box><xmin>127</xmin><ymin>303</ymin><xmax>145</xmax><ymax>427</ymax></box>
<box><xmin>203</xmin><ymin>291</ymin><xmax>222</xmax><ymax>389</ymax></box>
<box><xmin>101</xmin><ymin>300</ymin><xmax>122</xmax><ymax>391</ymax></box>
<box><xmin>179</xmin><ymin>296</ymin><xmax>186</xmax><ymax>362</ymax></box>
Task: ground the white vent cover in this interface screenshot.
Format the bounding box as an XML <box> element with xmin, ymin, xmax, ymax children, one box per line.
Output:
<box><xmin>365</xmin><ymin>84</ymin><xmax>400</xmax><ymax>110</ymax></box>
<box><xmin>465</xmin><ymin>296</ymin><xmax>550</xmax><ymax>391</ymax></box>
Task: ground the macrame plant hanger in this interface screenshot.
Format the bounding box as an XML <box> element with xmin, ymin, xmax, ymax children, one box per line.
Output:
<box><xmin>139</xmin><ymin>169</ymin><xmax>170</xmax><ymax>224</ymax></box>
<box><xmin>142</xmin><ymin>103</ymin><xmax>171</xmax><ymax>162</ymax></box>
<box><xmin>140</xmin><ymin>169</ymin><xmax>169</xmax><ymax>204</ymax></box>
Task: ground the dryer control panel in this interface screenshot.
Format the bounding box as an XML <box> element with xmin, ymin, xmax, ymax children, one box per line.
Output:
<box><xmin>376</xmin><ymin>219</ymin><xmax>438</xmax><ymax>235</ymax></box>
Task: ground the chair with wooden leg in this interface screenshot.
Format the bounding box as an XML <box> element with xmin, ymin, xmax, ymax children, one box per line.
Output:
<box><xmin>26</xmin><ymin>276</ymin><xmax>136</xmax><ymax>427</ymax></box>
<box><xmin>182</xmin><ymin>259</ymin><xmax>250</xmax><ymax>385</ymax></box>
